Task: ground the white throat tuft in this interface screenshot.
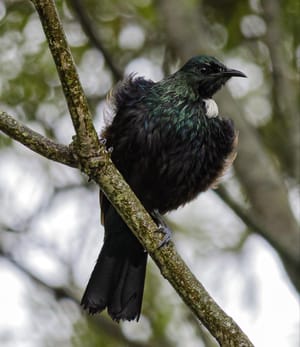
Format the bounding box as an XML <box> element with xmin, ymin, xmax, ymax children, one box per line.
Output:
<box><xmin>203</xmin><ymin>98</ymin><xmax>219</xmax><ymax>118</ymax></box>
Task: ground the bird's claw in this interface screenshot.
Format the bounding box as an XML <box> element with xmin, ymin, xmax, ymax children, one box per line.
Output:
<box><xmin>151</xmin><ymin>209</ymin><xmax>172</xmax><ymax>248</ymax></box>
<box><xmin>99</xmin><ymin>137</ymin><xmax>107</xmax><ymax>146</ymax></box>
<box><xmin>156</xmin><ymin>224</ymin><xmax>172</xmax><ymax>248</ymax></box>
<box><xmin>99</xmin><ymin>137</ymin><xmax>113</xmax><ymax>154</ymax></box>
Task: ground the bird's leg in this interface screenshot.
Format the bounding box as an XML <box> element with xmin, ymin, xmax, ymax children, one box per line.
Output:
<box><xmin>151</xmin><ymin>209</ymin><xmax>172</xmax><ymax>248</ymax></box>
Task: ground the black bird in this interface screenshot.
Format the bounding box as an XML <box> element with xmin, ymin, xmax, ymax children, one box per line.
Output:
<box><xmin>81</xmin><ymin>55</ymin><xmax>246</xmax><ymax>321</ymax></box>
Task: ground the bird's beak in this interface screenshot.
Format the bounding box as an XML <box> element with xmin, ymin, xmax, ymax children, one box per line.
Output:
<box><xmin>223</xmin><ymin>68</ymin><xmax>247</xmax><ymax>78</ymax></box>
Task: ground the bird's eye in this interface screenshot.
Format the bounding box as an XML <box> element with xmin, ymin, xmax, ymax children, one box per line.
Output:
<box><xmin>200</xmin><ymin>67</ymin><xmax>207</xmax><ymax>73</ymax></box>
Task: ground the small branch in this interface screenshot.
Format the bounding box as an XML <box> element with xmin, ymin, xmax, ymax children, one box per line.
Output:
<box><xmin>216</xmin><ymin>186</ymin><xmax>299</xmax><ymax>258</ymax></box>
<box><xmin>261</xmin><ymin>0</ymin><xmax>299</xmax><ymax>120</ymax></box>
<box><xmin>215</xmin><ymin>186</ymin><xmax>266</xmax><ymax>237</ymax></box>
<box><xmin>261</xmin><ymin>0</ymin><xmax>300</xmax><ymax>181</ymax></box>
<box><xmin>69</xmin><ymin>0</ymin><xmax>122</xmax><ymax>81</ymax></box>
<box><xmin>0</xmin><ymin>111</ymin><xmax>77</xmax><ymax>168</ymax></box>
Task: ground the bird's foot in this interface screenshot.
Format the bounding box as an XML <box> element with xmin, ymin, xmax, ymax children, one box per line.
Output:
<box><xmin>151</xmin><ymin>210</ymin><xmax>172</xmax><ymax>248</ymax></box>
<box><xmin>156</xmin><ymin>224</ymin><xmax>172</xmax><ymax>248</ymax></box>
<box><xmin>99</xmin><ymin>137</ymin><xmax>107</xmax><ymax>146</ymax></box>
<box><xmin>99</xmin><ymin>137</ymin><xmax>113</xmax><ymax>154</ymax></box>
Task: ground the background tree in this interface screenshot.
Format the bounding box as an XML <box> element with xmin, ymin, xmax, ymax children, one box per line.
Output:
<box><xmin>0</xmin><ymin>0</ymin><xmax>299</xmax><ymax>346</ymax></box>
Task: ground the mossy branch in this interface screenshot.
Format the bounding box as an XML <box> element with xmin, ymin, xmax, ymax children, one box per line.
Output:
<box><xmin>0</xmin><ymin>111</ymin><xmax>77</xmax><ymax>167</ymax></box>
<box><xmin>0</xmin><ymin>0</ymin><xmax>255</xmax><ymax>345</ymax></box>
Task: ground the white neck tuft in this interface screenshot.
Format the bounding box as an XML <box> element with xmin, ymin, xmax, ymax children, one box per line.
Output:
<box><xmin>203</xmin><ymin>98</ymin><xmax>219</xmax><ymax>118</ymax></box>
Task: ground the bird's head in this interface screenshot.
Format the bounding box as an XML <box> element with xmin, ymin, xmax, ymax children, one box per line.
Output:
<box><xmin>178</xmin><ymin>55</ymin><xmax>246</xmax><ymax>98</ymax></box>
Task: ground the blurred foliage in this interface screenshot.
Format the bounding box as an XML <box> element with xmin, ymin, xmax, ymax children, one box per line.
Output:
<box><xmin>0</xmin><ymin>0</ymin><xmax>299</xmax><ymax>346</ymax></box>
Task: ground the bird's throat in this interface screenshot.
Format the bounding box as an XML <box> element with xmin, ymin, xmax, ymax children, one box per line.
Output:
<box><xmin>203</xmin><ymin>98</ymin><xmax>219</xmax><ymax>118</ymax></box>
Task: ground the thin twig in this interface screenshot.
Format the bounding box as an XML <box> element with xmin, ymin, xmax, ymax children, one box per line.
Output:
<box><xmin>215</xmin><ymin>186</ymin><xmax>266</xmax><ymax>237</ymax></box>
<box><xmin>261</xmin><ymin>0</ymin><xmax>300</xmax><ymax>181</ymax></box>
<box><xmin>69</xmin><ymin>0</ymin><xmax>122</xmax><ymax>81</ymax></box>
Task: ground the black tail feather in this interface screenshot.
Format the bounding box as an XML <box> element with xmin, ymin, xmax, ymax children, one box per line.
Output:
<box><xmin>81</xmin><ymin>202</ymin><xmax>147</xmax><ymax>321</ymax></box>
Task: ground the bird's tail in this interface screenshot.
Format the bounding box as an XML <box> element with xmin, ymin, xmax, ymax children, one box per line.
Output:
<box><xmin>81</xmin><ymin>202</ymin><xmax>147</xmax><ymax>322</ymax></box>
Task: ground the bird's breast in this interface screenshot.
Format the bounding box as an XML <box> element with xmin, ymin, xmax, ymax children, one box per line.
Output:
<box><xmin>139</xmin><ymin>113</ymin><xmax>237</xmax><ymax>213</ymax></box>
<box><xmin>107</xmin><ymin>99</ymin><xmax>237</xmax><ymax>214</ymax></box>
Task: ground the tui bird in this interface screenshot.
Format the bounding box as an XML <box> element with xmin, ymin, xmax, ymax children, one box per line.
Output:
<box><xmin>81</xmin><ymin>55</ymin><xmax>246</xmax><ymax>322</ymax></box>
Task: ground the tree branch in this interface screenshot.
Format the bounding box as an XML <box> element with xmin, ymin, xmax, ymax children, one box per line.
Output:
<box><xmin>2</xmin><ymin>0</ymin><xmax>257</xmax><ymax>345</ymax></box>
<box><xmin>69</xmin><ymin>0</ymin><xmax>123</xmax><ymax>81</ymax></box>
<box><xmin>215</xmin><ymin>185</ymin><xmax>273</xmax><ymax>244</ymax></box>
<box><xmin>261</xmin><ymin>0</ymin><xmax>300</xmax><ymax>181</ymax></box>
<box><xmin>0</xmin><ymin>111</ymin><xmax>77</xmax><ymax>168</ymax></box>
